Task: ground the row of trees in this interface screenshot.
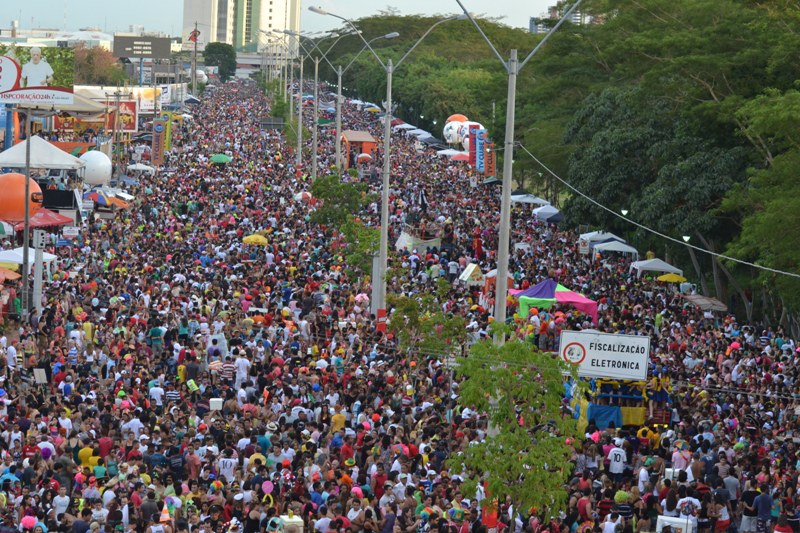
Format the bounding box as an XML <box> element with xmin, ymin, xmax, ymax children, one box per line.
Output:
<box><xmin>313</xmin><ymin>0</ymin><xmax>800</xmax><ymax>330</ymax></box>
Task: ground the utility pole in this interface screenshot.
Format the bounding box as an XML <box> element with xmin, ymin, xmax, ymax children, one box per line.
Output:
<box><xmin>311</xmin><ymin>57</ymin><xmax>319</xmax><ymax>180</ymax></box>
<box><xmin>296</xmin><ymin>56</ymin><xmax>303</xmax><ymax>167</ymax></box>
<box><xmin>192</xmin><ymin>21</ymin><xmax>198</xmax><ymax>95</ymax></box>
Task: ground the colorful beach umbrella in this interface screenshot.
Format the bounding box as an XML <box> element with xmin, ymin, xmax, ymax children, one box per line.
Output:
<box><xmin>243</xmin><ymin>234</ymin><xmax>269</xmax><ymax>246</ymax></box>
<box><xmin>210</xmin><ymin>154</ymin><xmax>232</xmax><ymax>164</ymax></box>
<box><xmin>657</xmin><ymin>273</ymin><xmax>687</xmax><ymax>283</ymax></box>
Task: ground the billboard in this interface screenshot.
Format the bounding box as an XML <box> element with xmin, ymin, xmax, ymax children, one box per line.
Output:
<box><xmin>559</xmin><ymin>330</ymin><xmax>650</xmax><ymax>381</ymax></box>
<box><xmin>0</xmin><ymin>46</ymin><xmax>74</xmax><ymax>105</ymax></box>
<box><xmin>106</xmin><ymin>100</ymin><xmax>138</xmax><ymax>132</ymax></box>
<box><xmin>151</xmin><ymin>118</ymin><xmax>167</xmax><ymax>166</ymax></box>
<box><xmin>113</xmin><ymin>36</ymin><xmax>172</xmax><ymax>59</ymax></box>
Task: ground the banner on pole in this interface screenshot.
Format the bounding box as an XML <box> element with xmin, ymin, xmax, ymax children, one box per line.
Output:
<box><xmin>159</xmin><ymin>111</ymin><xmax>173</xmax><ymax>151</ymax></box>
<box><xmin>485</xmin><ymin>142</ymin><xmax>497</xmax><ymax>177</ymax></box>
<box><xmin>475</xmin><ymin>129</ymin><xmax>486</xmax><ymax>173</ymax></box>
<box><xmin>468</xmin><ymin>124</ymin><xmax>478</xmax><ymax>167</ymax></box>
<box><xmin>151</xmin><ymin>118</ymin><xmax>167</xmax><ymax>166</ymax></box>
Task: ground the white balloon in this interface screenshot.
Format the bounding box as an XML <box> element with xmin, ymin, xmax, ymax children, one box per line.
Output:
<box><xmin>80</xmin><ymin>150</ymin><xmax>112</xmax><ymax>186</ymax></box>
<box><xmin>443</xmin><ymin>121</ymin><xmax>463</xmax><ymax>144</ymax></box>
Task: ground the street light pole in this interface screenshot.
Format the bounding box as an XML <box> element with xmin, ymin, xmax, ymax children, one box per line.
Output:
<box><xmin>336</xmin><ymin>65</ymin><xmax>343</xmax><ymax>172</ymax></box>
<box><xmin>376</xmin><ymin>58</ymin><xmax>393</xmax><ymax>314</ymax></box>
<box><xmin>312</xmin><ymin>57</ymin><xmax>319</xmax><ymax>180</ymax></box>
<box><xmin>454</xmin><ymin>0</ymin><xmax>584</xmax><ymax>343</ymax></box>
<box><xmin>310</xmin><ymin>6</ymin><xmax>465</xmax><ymax>318</ymax></box>
<box><xmin>297</xmin><ymin>55</ymin><xmax>303</xmax><ymax>167</ymax></box>
<box><xmin>333</xmin><ymin>33</ymin><xmax>399</xmax><ymax>173</ymax></box>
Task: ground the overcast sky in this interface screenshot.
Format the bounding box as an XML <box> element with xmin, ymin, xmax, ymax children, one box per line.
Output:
<box><xmin>8</xmin><ymin>0</ymin><xmax>551</xmax><ymax>36</ymax></box>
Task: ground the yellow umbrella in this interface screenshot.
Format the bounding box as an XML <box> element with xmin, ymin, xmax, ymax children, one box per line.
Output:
<box><xmin>657</xmin><ymin>273</ymin><xmax>687</xmax><ymax>283</ymax></box>
<box><xmin>365</xmin><ymin>107</ymin><xmax>381</xmax><ymax>113</ymax></box>
<box><xmin>243</xmin><ymin>234</ymin><xmax>269</xmax><ymax>246</ymax></box>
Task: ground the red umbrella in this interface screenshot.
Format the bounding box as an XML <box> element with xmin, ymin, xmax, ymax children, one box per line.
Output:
<box><xmin>451</xmin><ymin>153</ymin><xmax>469</xmax><ymax>162</ymax></box>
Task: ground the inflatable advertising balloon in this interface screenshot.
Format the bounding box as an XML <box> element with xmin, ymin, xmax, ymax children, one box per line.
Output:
<box><xmin>0</xmin><ymin>173</ymin><xmax>43</xmax><ymax>223</ymax></box>
<box><xmin>80</xmin><ymin>150</ymin><xmax>112</xmax><ymax>186</ymax></box>
<box><xmin>443</xmin><ymin>121</ymin><xmax>463</xmax><ymax>144</ymax></box>
<box><xmin>447</xmin><ymin>113</ymin><xmax>468</xmax><ymax>123</ymax></box>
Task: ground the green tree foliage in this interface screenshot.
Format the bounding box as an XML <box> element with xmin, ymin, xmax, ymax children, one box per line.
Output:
<box><xmin>309</xmin><ymin>175</ymin><xmax>378</xmax><ymax>277</ymax></box>
<box><xmin>311</xmin><ymin>1</ymin><xmax>800</xmax><ymax>318</ymax></box>
<box><xmin>310</xmin><ymin>175</ymin><xmax>370</xmax><ymax>226</ymax></box>
<box><xmin>72</xmin><ymin>44</ymin><xmax>126</xmax><ymax>86</ymax></box>
<box><xmin>203</xmin><ymin>42</ymin><xmax>237</xmax><ymax>82</ymax></box>
<box><xmin>387</xmin><ymin>277</ymin><xmax>467</xmax><ymax>356</ymax></box>
<box><xmin>451</xmin><ymin>334</ymin><xmax>579</xmax><ymax>515</ymax></box>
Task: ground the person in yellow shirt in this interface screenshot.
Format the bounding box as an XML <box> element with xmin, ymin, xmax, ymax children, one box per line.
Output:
<box><xmin>331</xmin><ymin>406</ymin><xmax>346</xmax><ymax>433</ymax></box>
<box><xmin>77</xmin><ymin>441</ymin><xmax>94</xmax><ymax>467</ymax></box>
<box><xmin>83</xmin><ymin>322</ymin><xmax>94</xmax><ymax>344</ymax></box>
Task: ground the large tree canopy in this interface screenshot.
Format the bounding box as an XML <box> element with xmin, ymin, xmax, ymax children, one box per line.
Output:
<box><xmin>316</xmin><ymin>0</ymin><xmax>800</xmax><ymax>325</ymax></box>
<box><xmin>203</xmin><ymin>42</ymin><xmax>237</xmax><ymax>82</ymax></box>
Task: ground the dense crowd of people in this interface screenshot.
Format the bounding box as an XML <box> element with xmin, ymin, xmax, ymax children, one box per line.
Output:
<box><xmin>0</xmin><ymin>78</ymin><xmax>797</xmax><ymax>533</ymax></box>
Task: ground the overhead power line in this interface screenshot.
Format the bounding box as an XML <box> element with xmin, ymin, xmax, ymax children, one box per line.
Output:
<box><xmin>516</xmin><ymin>144</ymin><xmax>800</xmax><ymax>279</ymax></box>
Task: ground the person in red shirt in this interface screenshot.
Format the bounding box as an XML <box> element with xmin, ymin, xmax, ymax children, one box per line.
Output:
<box><xmin>339</xmin><ymin>436</ymin><xmax>354</xmax><ymax>464</ymax></box>
<box><xmin>371</xmin><ymin>464</ymin><xmax>388</xmax><ymax>499</ymax></box>
<box><xmin>22</xmin><ymin>436</ymin><xmax>38</xmax><ymax>460</ymax></box>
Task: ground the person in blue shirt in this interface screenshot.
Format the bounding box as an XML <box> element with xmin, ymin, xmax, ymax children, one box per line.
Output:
<box><xmin>754</xmin><ymin>484</ymin><xmax>774</xmax><ymax>532</ymax></box>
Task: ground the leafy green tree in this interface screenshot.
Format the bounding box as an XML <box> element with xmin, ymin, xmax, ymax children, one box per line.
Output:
<box><xmin>387</xmin><ymin>277</ymin><xmax>467</xmax><ymax>357</ymax></box>
<box><xmin>310</xmin><ymin>175</ymin><xmax>370</xmax><ymax>226</ymax></box>
<box><xmin>451</xmin><ymin>333</ymin><xmax>579</xmax><ymax>516</ymax></box>
<box><xmin>308</xmin><ymin>175</ymin><xmax>378</xmax><ymax>277</ymax></box>
<box><xmin>203</xmin><ymin>42</ymin><xmax>237</xmax><ymax>82</ymax></box>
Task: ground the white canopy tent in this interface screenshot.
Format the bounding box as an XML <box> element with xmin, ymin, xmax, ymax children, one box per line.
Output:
<box><xmin>629</xmin><ymin>258</ymin><xmax>683</xmax><ymax>277</ymax></box>
<box><xmin>127</xmin><ymin>163</ymin><xmax>155</xmax><ymax>175</ymax></box>
<box><xmin>511</xmin><ymin>193</ymin><xmax>550</xmax><ymax>205</ymax></box>
<box><xmin>533</xmin><ymin>204</ymin><xmax>563</xmax><ymax>222</ymax></box>
<box><xmin>0</xmin><ymin>136</ymin><xmax>86</xmax><ymax>170</ymax></box>
<box><xmin>393</xmin><ymin>123</ymin><xmax>416</xmax><ymax>131</ymax></box>
<box><xmin>593</xmin><ymin>240</ymin><xmax>639</xmax><ymax>258</ymax></box>
<box><xmin>406</xmin><ymin>129</ymin><xmax>428</xmax><ymax>137</ymax></box>
<box><xmin>580</xmin><ymin>231</ymin><xmax>627</xmax><ymax>244</ymax></box>
<box><xmin>436</xmin><ymin>148</ymin><xmax>463</xmax><ymax>157</ymax></box>
<box><xmin>0</xmin><ymin>247</ymin><xmax>58</xmax><ymax>276</ymax></box>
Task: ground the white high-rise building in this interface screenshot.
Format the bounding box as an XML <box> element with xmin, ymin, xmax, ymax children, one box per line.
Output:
<box><xmin>182</xmin><ymin>0</ymin><xmax>300</xmax><ymax>52</ymax></box>
<box><xmin>182</xmin><ymin>0</ymin><xmax>233</xmax><ymax>50</ymax></box>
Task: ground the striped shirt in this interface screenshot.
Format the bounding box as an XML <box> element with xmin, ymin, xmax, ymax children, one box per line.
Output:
<box><xmin>165</xmin><ymin>390</ymin><xmax>182</xmax><ymax>403</ymax></box>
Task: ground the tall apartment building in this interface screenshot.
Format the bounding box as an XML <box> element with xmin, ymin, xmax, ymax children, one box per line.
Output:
<box><xmin>182</xmin><ymin>0</ymin><xmax>300</xmax><ymax>52</ymax></box>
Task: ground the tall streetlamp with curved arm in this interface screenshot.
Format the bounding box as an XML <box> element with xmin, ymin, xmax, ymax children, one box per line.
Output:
<box><xmin>310</xmin><ymin>5</ymin><xmax>467</xmax><ymax>323</ymax></box>
<box><xmin>288</xmin><ymin>30</ymin><xmax>360</xmax><ymax>180</ymax></box>
<box><xmin>452</xmin><ymin>0</ymin><xmax>584</xmax><ymax>343</ymax></box>
<box><xmin>333</xmin><ymin>32</ymin><xmax>399</xmax><ymax>172</ymax></box>
<box><xmin>259</xmin><ymin>30</ymin><xmax>294</xmax><ymax>123</ymax></box>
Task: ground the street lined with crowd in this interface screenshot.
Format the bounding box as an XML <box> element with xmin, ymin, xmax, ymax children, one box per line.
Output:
<box><xmin>0</xmin><ymin>79</ymin><xmax>798</xmax><ymax>533</ymax></box>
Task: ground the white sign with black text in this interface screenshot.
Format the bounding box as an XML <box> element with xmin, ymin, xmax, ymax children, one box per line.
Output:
<box><xmin>559</xmin><ymin>330</ymin><xmax>649</xmax><ymax>380</ymax></box>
